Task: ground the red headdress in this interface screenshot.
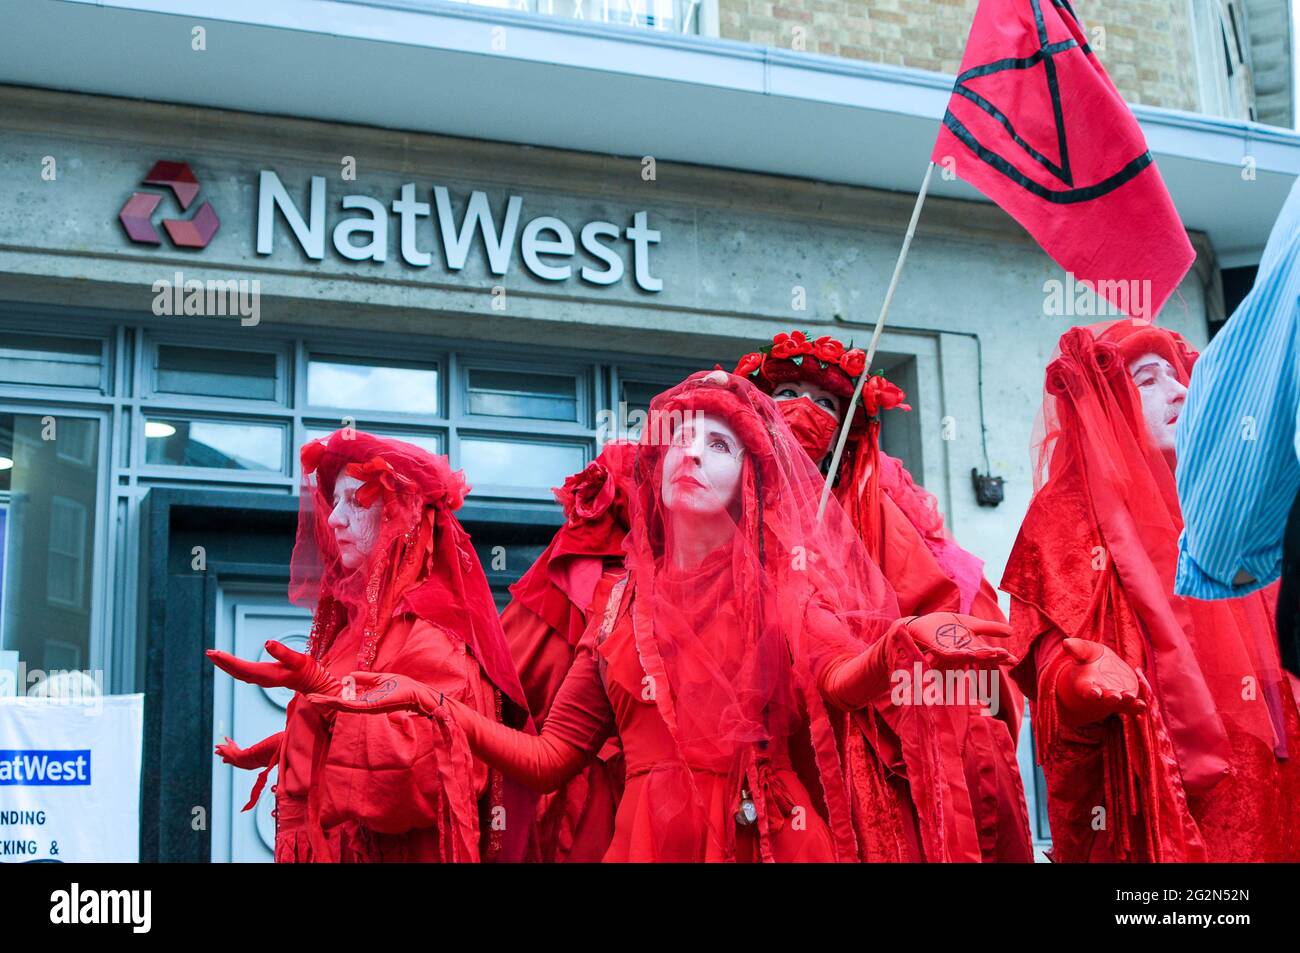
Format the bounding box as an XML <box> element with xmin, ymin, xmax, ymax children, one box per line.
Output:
<box><xmin>292</xmin><ymin>431</ymin><xmax>525</xmax><ymax>708</ymax></box>
<box><xmin>1002</xmin><ymin>320</ymin><xmax>1292</xmax><ymax>859</ymax></box>
<box><xmin>737</xmin><ymin>330</ymin><xmax>987</xmax><ymax>610</ymax></box>
<box><xmin>290</xmin><ymin>430</ymin><xmax>535</xmax><ymax>860</ymax></box>
<box><xmin>734</xmin><ymin>330</ymin><xmax>894</xmax><ymax>435</ymax></box>
<box><xmin>619</xmin><ymin>369</ymin><xmax>908</xmax><ymax>860</ymax></box>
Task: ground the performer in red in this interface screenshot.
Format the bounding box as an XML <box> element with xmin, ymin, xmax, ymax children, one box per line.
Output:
<box><xmin>209</xmin><ymin>430</ymin><xmax>533</xmax><ymax>862</ymax></box>
<box><xmin>735</xmin><ymin>331</ymin><xmax>1033</xmax><ymax>862</ymax></box>
<box><xmin>1001</xmin><ymin>320</ymin><xmax>1300</xmax><ymax>861</ymax></box>
<box><xmin>313</xmin><ymin>370</ymin><xmax>1011</xmax><ymax>862</ymax></box>
<box><xmin>500</xmin><ymin>441</ymin><xmax>636</xmax><ymax>861</ymax></box>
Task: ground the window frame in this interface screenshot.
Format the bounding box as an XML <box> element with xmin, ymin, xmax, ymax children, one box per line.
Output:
<box><xmin>144</xmin><ymin>335</ymin><xmax>289</xmax><ymax>407</ymax></box>
<box><xmin>459</xmin><ymin>355</ymin><xmax>593</xmax><ymax>429</ymax></box>
<box><xmin>0</xmin><ymin>400</ymin><xmax>112</xmax><ymax>683</ymax></box>
<box><xmin>302</xmin><ymin>350</ymin><xmax>445</xmax><ymax>421</ymax></box>
<box><xmin>0</xmin><ymin>325</ymin><xmax>112</xmax><ymax>397</ymax></box>
<box><xmin>137</xmin><ymin>412</ymin><xmax>293</xmax><ymax>481</ymax></box>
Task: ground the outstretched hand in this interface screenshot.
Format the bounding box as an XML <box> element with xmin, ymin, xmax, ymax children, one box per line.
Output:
<box><xmin>896</xmin><ymin>612</ymin><xmax>1013</xmax><ymax>668</ymax></box>
<box><xmin>207</xmin><ymin>641</ymin><xmax>340</xmax><ymax>697</ymax></box>
<box><xmin>1055</xmin><ymin>637</ymin><xmax>1148</xmax><ymax>727</ymax></box>
<box><xmin>214</xmin><ymin>732</ymin><xmax>282</xmax><ymax>770</ymax></box>
<box><xmin>305</xmin><ymin>671</ymin><xmax>443</xmax><ymax>717</ymax></box>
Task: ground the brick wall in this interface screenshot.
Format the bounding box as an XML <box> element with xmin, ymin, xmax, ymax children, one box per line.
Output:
<box><xmin>718</xmin><ymin>0</ymin><xmax>1203</xmax><ymax>113</ymax></box>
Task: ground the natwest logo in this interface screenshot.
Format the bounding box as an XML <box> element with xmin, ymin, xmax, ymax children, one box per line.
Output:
<box><xmin>255</xmin><ymin>170</ymin><xmax>664</xmax><ymax>292</ymax></box>
<box><xmin>118</xmin><ymin>160</ymin><xmax>221</xmax><ymax>249</ymax></box>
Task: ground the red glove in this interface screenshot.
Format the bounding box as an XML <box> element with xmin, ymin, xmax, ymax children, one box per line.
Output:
<box><xmin>820</xmin><ymin>613</ymin><xmax>1012</xmax><ymax>710</ymax></box>
<box><xmin>1054</xmin><ymin>638</ymin><xmax>1148</xmax><ymax>727</ymax></box>
<box><xmin>896</xmin><ymin>612</ymin><xmax>1013</xmax><ymax>667</ymax></box>
<box><xmin>207</xmin><ymin>641</ymin><xmax>341</xmax><ymax>696</ymax></box>
<box><xmin>215</xmin><ymin>731</ymin><xmax>284</xmax><ymax>770</ymax></box>
<box><xmin>306</xmin><ymin>671</ymin><xmax>442</xmax><ymax>717</ymax></box>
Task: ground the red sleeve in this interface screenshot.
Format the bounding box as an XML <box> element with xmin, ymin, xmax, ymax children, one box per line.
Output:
<box><xmin>879</xmin><ymin>494</ymin><xmax>962</xmax><ymax>616</ymax></box>
<box><xmin>805</xmin><ymin>602</ymin><xmax>897</xmax><ymax>711</ymax></box>
<box><xmin>448</xmin><ymin>649</ymin><xmax>613</xmax><ymax>794</ymax></box>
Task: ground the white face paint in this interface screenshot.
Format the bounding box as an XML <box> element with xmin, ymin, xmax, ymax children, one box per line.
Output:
<box><xmin>771</xmin><ymin>382</ymin><xmax>842</xmax><ymax>423</ymax></box>
<box><xmin>1128</xmin><ymin>350</ymin><xmax>1187</xmax><ymax>452</ymax></box>
<box><xmin>660</xmin><ymin>413</ymin><xmax>744</xmax><ymax>519</ymax></box>
<box><xmin>327</xmin><ymin>473</ymin><xmax>382</xmax><ymax>570</ymax></box>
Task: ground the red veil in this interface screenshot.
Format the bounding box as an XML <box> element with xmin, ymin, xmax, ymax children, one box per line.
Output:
<box><xmin>289</xmin><ymin>430</ymin><xmax>535</xmax><ymax>861</ymax></box>
<box><xmin>1002</xmin><ymin>320</ymin><xmax>1300</xmax><ymax>861</ymax></box>
<box><xmin>618</xmin><ymin>370</ymin><xmax>974</xmax><ymax>861</ymax></box>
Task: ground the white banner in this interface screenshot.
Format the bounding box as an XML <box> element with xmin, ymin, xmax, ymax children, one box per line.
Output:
<box><xmin>0</xmin><ymin>694</ymin><xmax>143</xmax><ymax>863</ymax></box>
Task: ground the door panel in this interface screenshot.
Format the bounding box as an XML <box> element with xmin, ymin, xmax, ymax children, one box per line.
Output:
<box><xmin>209</xmin><ymin>585</ymin><xmax>310</xmax><ymax>863</ymax></box>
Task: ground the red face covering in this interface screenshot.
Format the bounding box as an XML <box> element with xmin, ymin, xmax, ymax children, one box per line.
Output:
<box><xmin>777</xmin><ymin>396</ymin><xmax>840</xmax><ymax>462</ymax></box>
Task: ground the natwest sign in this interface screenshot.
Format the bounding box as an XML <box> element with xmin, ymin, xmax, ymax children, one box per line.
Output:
<box><xmin>255</xmin><ymin>171</ymin><xmax>663</xmax><ymax>292</ymax></box>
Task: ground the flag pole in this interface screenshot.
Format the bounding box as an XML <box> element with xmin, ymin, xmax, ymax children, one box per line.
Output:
<box><xmin>817</xmin><ymin>160</ymin><xmax>936</xmax><ymax>522</ymax></box>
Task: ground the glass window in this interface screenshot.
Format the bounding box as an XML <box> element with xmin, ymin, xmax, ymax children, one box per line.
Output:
<box><xmin>303</xmin><ymin>426</ymin><xmax>444</xmax><ymax>459</ymax></box>
<box><xmin>466</xmin><ymin>367</ymin><xmax>578</xmax><ymax>422</ymax></box>
<box><xmin>0</xmin><ymin>413</ymin><xmax>100</xmax><ymax>685</ymax></box>
<box><xmin>614</xmin><ymin>369</ymin><xmax>699</xmax><ymax>442</ymax></box>
<box><xmin>0</xmin><ymin>332</ymin><xmax>103</xmax><ymax>391</ymax></box>
<box><xmin>154</xmin><ymin>344</ymin><xmax>278</xmax><ymax>401</ymax></box>
<box><xmin>47</xmin><ymin>497</ymin><xmax>88</xmax><ymax>610</ymax></box>
<box><xmin>55</xmin><ymin>419</ymin><xmax>96</xmax><ymax>467</ymax></box>
<box><xmin>459</xmin><ymin>436</ymin><xmax>586</xmax><ymax>493</ymax></box>
<box><xmin>307</xmin><ymin>356</ymin><xmax>439</xmax><ymax>416</ymax></box>
<box><xmin>615</xmin><ymin>378</ymin><xmax>668</xmax><ymax>442</ymax></box>
<box><xmin>468</xmin><ymin>533</ymin><xmax>548</xmax><ymax>610</ymax></box>
<box><xmin>446</xmin><ymin>0</ymin><xmax>700</xmax><ymax>32</ymax></box>
<box><xmin>144</xmin><ymin>418</ymin><xmax>284</xmax><ymax>471</ymax></box>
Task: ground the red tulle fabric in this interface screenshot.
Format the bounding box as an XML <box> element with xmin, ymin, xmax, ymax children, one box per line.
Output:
<box><xmin>1002</xmin><ymin>320</ymin><xmax>1300</xmax><ymax>861</ymax></box>
<box><xmin>275</xmin><ymin>430</ymin><xmax>535</xmax><ymax>862</ymax></box>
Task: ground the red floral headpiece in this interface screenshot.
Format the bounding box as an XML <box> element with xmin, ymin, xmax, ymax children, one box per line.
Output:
<box><xmin>734</xmin><ymin>330</ymin><xmax>910</xmax><ymax>430</ymax></box>
<box><xmin>300</xmin><ymin>433</ymin><xmax>469</xmax><ymax>515</ymax></box>
<box><xmin>555</xmin><ymin>459</ymin><xmax>618</xmax><ymax>526</ymax></box>
<box><xmin>345</xmin><ymin>456</ymin><xmax>417</xmax><ymax>510</ymax></box>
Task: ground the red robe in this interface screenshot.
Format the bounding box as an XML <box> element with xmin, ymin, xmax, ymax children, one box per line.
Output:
<box><xmin>859</xmin><ymin>484</ymin><xmax>1034</xmax><ymax>862</ymax></box>
<box><xmin>526</xmin><ymin>562</ymin><xmax>985</xmax><ymax>861</ymax></box>
<box><xmin>1004</xmin><ymin>480</ymin><xmax>1300</xmax><ymax>862</ymax></box>
<box><xmin>268</xmin><ymin>613</ymin><xmax>499</xmax><ymax>862</ymax></box>
<box><xmin>502</xmin><ymin>573</ymin><xmax>623</xmax><ymax>863</ymax></box>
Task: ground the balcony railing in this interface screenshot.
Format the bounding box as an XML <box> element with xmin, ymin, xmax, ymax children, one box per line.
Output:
<box><xmin>359</xmin><ymin>0</ymin><xmax>706</xmax><ymax>34</ymax></box>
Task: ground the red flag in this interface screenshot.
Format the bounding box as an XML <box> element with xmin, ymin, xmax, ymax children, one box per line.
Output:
<box><xmin>932</xmin><ymin>0</ymin><xmax>1194</xmax><ymax>320</ymax></box>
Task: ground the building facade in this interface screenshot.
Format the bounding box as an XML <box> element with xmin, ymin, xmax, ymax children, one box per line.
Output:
<box><xmin>1</xmin><ymin>0</ymin><xmax>1297</xmax><ymax>861</ymax></box>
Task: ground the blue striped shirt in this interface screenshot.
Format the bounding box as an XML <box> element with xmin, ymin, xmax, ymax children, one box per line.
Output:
<box><xmin>1174</xmin><ymin>175</ymin><xmax>1300</xmax><ymax>599</ymax></box>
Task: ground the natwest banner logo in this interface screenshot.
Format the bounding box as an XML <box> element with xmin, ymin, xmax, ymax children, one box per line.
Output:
<box><xmin>256</xmin><ymin>170</ymin><xmax>664</xmax><ymax>292</ymax></box>
<box><xmin>118</xmin><ymin>161</ymin><xmax>220</xmax><ymax>249</ymax></box>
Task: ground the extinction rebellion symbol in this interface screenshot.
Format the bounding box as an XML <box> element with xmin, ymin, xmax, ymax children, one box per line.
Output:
<box><xmin>117</xmin><ymin>160</ymin><xmax>220</xmax><ymax>248</ymax></box>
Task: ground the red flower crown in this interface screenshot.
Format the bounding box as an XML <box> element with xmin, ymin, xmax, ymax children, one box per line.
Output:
<box><xmin>734</xmin><ymin>330</ymin><xmax>911</xmax><ymax>420</ymax></box>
